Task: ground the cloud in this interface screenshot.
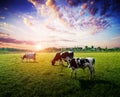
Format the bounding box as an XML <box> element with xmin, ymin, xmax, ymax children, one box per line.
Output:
<box><xmin>0</xmin><ymin>32</ymin><xmax>9</xmax><ymax>38</ymax></box>
<box><xmin>28</xmin><ymin>0</ymin><xmax>38</xmax><ymax>6</ymax></box>
<box><xmin>23</xmin><ymin>18</ymin><xmax>33</xmax><ymax>26</ymax></box>
<box><xmin>59</xmin><ymin>39</ymin><xmax>77</xmax><ymax>42</ymax></box>
<box><xmin>111</xmin><ymin>36</ymin><xmax>120</xmax><ymax>40</ymax></box>
<box><xmin>28</xmin><ymin>0</ymin><xmax>45</xmax><ymax>5</ymax></box>
<box><xmin>0</xmin><ymin>16</ymin><xmax>5</xmax><ymax>19</ymax></box>
<box><xmin>0</xmin><ymin>42</ymin><xmax>4</xmax><ymax>47</ymax></box>
<box><xmin>81</xmin><ymin>3</ymin><xmax>88</xmax><ymax>9</ymax></box>
<box><xmin>1</xmin><ymin>0</ymin><xmax>119</xmax><ymax>49</ymax></box>
<box><xmin>0</xmin><ymin>37</ymin><xmax>35</xmax><ymax>45</ymax></box>
<box><xmin>46</xmin><ymin>25</ymin><xmax>75</xmax><ymax>35</ymax></box>
<box><xmin>66</xmin><ymin>0</ymin><xmax>80</xmax><ymax>6</ymax></box>
<box><xmin>46</xmin><ymin>0</ymin><xmax>54</xmax><ymax>7</ymax></box>
<box><xmin>27</xmin><ymin>0</ymin><xmax>117</xmax><ymax>35</ymax></box>
<box><xmin>4</xmin><ymin>7</ymin><xmax>8</xmax><ymax>10</ymax></box>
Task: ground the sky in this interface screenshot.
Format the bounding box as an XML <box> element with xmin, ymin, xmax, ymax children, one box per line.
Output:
<box><xmin>0</xmin><ymin>0</ymin><xmax>120</xmax><ymax>50</ymax></box>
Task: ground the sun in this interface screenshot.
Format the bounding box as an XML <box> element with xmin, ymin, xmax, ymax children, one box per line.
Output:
<box><xmin>35</xmin><ymin>44</ymin><xmax>43</xmax><ymax>51</ymax></box>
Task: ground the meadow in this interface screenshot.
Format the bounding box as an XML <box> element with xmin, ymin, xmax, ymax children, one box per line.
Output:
<box><xmin>0</xmin><ymin>52</ymin><xmax>120</xmax><ymax>97</ymax></box>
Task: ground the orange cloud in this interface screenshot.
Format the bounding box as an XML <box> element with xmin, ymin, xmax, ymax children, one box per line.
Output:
<box><xmin>28</xmin><ymin>0</ymin><xmax>37</xmax><ymax>6</ymax></box>
<box><xmin>46</xmin><ymin>0</ymin><xmax>54</xmax><ymax>7</ymax></box>
<box><xmin>81</xmin><ymin>3</ymin><xmax>87</xmax><ymax>9</ymax></box>
<box><xmin>46</xmin><ymin>0</ymin><xmax>58</xmax><ymax>15</ymax></box>
<box><xmin>23</xmin><ymin>18</ymin><xmax>32</xmax><ymax>26</ymax></box>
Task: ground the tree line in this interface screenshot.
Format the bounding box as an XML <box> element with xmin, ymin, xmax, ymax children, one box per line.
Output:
<box><xmin>0</xmin><ymin>46</ymin><xmax>120</xmax><ymax>53</ymax></box>
<box><xmin>42</xmin><ymin>46</ymin><xmax>120</xmax><ymax>52</ymax></box>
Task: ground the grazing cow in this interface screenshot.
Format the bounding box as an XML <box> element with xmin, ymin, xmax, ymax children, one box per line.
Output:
<box><xmin>68</xmin><ymin>57</ymin><xmax>95</xmax><ymax>79</ymax></box>
<box><xmin>51</xmin><ymin>51</ymin><xmax>74</xmax><ymax>66</ymax></box>
<box><xmin>22</xmin><ymin>52</ymin><xmax>36</xmax><ymax>62</ymax></box>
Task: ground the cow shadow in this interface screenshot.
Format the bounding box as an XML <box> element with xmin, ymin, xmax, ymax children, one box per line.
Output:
<box><xmin>52</xmin><ymin>64</ymin><xmax>67</xmax><ymax>67</ymax></box>
<box><xmin>21</xmin><ymin>61</ymin><xmax>38</xmax><ymax>63</ymax></box>
<box><xmin>51</xmin><ymin>62</ymin><xmax>68</xmax><ymax>67</ymax></box>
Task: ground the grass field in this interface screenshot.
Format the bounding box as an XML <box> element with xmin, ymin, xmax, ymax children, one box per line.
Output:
<box><xmin>0</xmin><ymin>52</ymin><xmax>120</xmax><ymax>97</ymax></box>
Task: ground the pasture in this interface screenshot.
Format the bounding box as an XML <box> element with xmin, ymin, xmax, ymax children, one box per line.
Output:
<box><xmin>0</xmin><ymin>52</ymin><xmax>120</xmax><ymax>97</ymax></box>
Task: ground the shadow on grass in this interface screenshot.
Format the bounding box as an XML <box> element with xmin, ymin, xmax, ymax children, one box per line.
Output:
<box><xmin>78</xmin><ymin>79</ymin><xmax>120</xmax><ymax>90</ymax></box>
<box><xmin>21</xmin><ymin>61</ymin><xmax>38</xmax><ymax>63</ymax></box>
<box><xmin>52</xmin><ymin>64</ymin><xmax>68</xmax><ymax>67</ymax></box>
<box><xmin>78</xmin><ymin>78</ymin><xmax>120</xmax><ymax>96</ymax></box>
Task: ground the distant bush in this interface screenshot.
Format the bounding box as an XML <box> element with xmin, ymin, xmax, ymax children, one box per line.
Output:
<box><xmin>0</xmin><ymin>48</ymin><xmax>27</xmax><ymax>53</ymax></box>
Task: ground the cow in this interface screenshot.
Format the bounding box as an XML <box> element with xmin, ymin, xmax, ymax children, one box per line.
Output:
<box><xmin>68</xmin><ymin>57</ymin><xmax>95</xmax><ymax>80</ymax></box>
<box><xmin>51</xmin><ymin>51</ymin><xmax>74</xmax><ymax>66</ymax></box>
<box><xmin>21</xmin><ymin>52</ymin><xmax>36</xmax><ymax>62</ymax></box>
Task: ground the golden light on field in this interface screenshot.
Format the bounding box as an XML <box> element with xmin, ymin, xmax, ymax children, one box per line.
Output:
<box><xmin>35</xmin><ymin>44</ymin><xmax>43</xmax><ymax>51</ymax></box>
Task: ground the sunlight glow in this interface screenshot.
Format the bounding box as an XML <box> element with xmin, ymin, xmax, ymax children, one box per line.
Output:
<box><xmin>35</xmin><ymin>44</ymin><xmax>43</xmax><ymax>51</ymax></box>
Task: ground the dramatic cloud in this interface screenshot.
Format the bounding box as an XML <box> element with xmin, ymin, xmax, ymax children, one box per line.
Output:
<box><xmin>0</xmin><ymin>0</ymin><xmax>119</xmax><ymax>49</ymax></box>
<box><xmin>27</xmin><ymin>0</ymin><xmax>119</xmax><ymax>34</ymax></box>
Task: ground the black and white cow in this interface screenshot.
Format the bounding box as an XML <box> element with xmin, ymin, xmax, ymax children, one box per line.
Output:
<box><xmin>68</xmin><ymin>57</ymin><xmax>95</xmax><ymax>79</ymax></box>
<box><xmin>22</xmin><ymin>52</ymin><xmax>36</xmax><ymax>62</ymax></box>
<box><xmin>51</xmin><ymin>51</ymin><xmax>74</xmax><ymax>66</ymax></box>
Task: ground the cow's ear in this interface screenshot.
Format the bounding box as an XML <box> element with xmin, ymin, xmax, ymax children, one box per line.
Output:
<box><xmin>68</xmin><ymin>59</ymin><xmax>71</xmax><ymax>62</ymax></box>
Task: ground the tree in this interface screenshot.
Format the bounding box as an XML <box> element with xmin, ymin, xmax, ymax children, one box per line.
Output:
<box><xmin>85</xmin><ymin>46</ymin><xmax>88</xmax><ymax>50</ymax></box>
<box><xmin>91</xmin><ymin>45</ymin><xmax>94</xmax><ymax>49</ymax></box>
<box><xmin>97</xmin><ymin>47</ymin><xmax>102</xmax><ymax>51</ymax></box>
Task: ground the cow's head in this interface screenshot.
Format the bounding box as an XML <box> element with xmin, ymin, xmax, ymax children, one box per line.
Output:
<box><xmin>51</xmin><ymin>59</ymin><xmax>55</xmax><ymax>65</ymax></box>
<box><xmin>21</xmin><ymin>55</ymin><xmax>26</xmax><ymax>60</ymax></box>
<box><xmin>51</xmin><ymin>52</ymin><xmax>61</xmax><ymax>65</ymax></box>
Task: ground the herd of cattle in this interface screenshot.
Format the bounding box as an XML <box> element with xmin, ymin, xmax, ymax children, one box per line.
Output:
<box><xmin>21</xmin><ymin>51</ymin><xmax>95</xmax><ymax>79</ymax></box>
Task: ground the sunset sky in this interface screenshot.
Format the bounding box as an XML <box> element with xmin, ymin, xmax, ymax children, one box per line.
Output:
<box><xmin>0</xmin><ymin>0</ymin><xmax>120</xmax><ymax>50</ymax></box>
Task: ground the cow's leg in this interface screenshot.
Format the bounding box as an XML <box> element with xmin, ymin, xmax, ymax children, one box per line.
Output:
<box><xmin>88</xmin><ymin>64</ymin><xmax>94</xmax><ymax>80</ymax></box>
<box><xmin>71</xmin><ymin>69</ymin><xmax>74</xmax><ymax>78</ymax></box>
<box><xmin>85</xmin><ymin>63</ymin><xmax>92</xmax><ymax>80</ymax></box>
<box><xmin>71</xmin><ymin>69</ymin><xmax>77</xmax><ymax>79</ymax></box>
<box><xmin>91</xmin><ymin>65</ymin><xmax>95</xmax><ymax>79</ymax></box>
<box><xmin>28</xmin><ymin>58</ymin><xmax>30</xmax><ymax>62</ymax></box>
<box><xmin>89</xmin><ymin>70</ymin><xmax>93</xmax><ymax>80</ymax></box>
<box><xmin>21</xmin><ymin>58</ymin><xmax>23</xmax><ymax>62</ymax></box>
<box><xmin>33</xmin><ymin>54</ymin><xmax>36</xmax><ymax>62</ymax></box>
<box><xmin>66</xmin><ymin>57</ymin><xmax>71</xmax><ymax>66</ymax></box>
<box><xmin>33</xmin><ymin>58</ymin><xmax>36</xmax><ymax>62</ymax></box>
<box><xmin>92</xmin><ymin>67</ymin><xmax>95</xmax><ymax>78</ymax></box>
<box><xmin>26</xmin><ymin>58</ymin><xmax>27</xmax><ymax>62</ymax></box>
<box><xmin>71</xmin><ymin>70</ymin><xmax>73</xmax><ymax>78</ymax></box>
<box><xmin>34</xmin><ymin>58</ymin><xmax>36</xmax><ymax>62</ymax></box>
<box><xmin>74</xmin><ymin>70</ymin><xmax>77</xmax><ymax>79</ymax></box>
<box><xmin>67</xmin><ymin>59</ymin><xmax>71</xmax><ymax>67</ymax></box>
<box><xmin>59</xmin><ymin>59</ymin><xmax>64</xmax><ymax>66</ymax></box>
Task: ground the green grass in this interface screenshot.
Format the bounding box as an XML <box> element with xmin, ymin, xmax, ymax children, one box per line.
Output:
<box><xmin>0</xmin><ymin>52</ymin><xmax>120</xmax><ymax>97</ymax></box>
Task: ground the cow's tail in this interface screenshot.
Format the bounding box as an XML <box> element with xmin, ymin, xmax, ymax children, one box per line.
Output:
<box><xmin>71</xmin><ymin>51</ymin><xmax>74</xmax><ymax>58</ymax></box>
<box><xmin>92</xmin><ymin>58</ymin><xmax>95</xmax><ymax>65</ymax></box>
<box><xmin>92</xmin><ymin>58</ymin><xmax>95</xmax><ymax>75</ymax></box>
